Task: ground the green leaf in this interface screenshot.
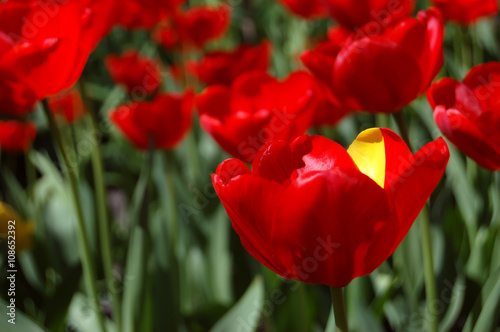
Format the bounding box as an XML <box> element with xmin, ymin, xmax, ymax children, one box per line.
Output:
<box><xmin>0</xmin><ymin>299</ymin><xmax>45</xmax><ymax>332</ymax></box>
<box><xmin>462</xmin><ymin>266</ymin><xmax>500</xmax><ymax>331</ymax></box>
<box><xmin>67</xmin><ymin>293</ymin><xmax>115</xmax><ymax>332</ymax></box>
<box><xmin>471</xmin><ymin>266</ymin><xmax>500</xmax><ymax>332</ymax></box>
<box><xmin>121</xmin><ymin>227</ymin><xmax>148</xmax><ymax>332</ymax></box>
<box><xmin>439</xmin><ymin>275</ymin><xmax>466</xmax><ymax>332</ymax></box>
<box><xmin>210</xmin><ymin>276</ymin><xmax>264</xmax><ymax>332</ymax></box>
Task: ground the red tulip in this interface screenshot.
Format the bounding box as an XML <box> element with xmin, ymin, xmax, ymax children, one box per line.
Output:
<box><xmin>153</xmin><ymin>20</ymin><xmax>179</xmax><ymax>50</ymax></box>
<box><xmin>115</xmin><ymin>0</ymin><xmax>185</xmax><ymax>29</ymax></box>
<box><xmin>0</xmin><ymin>68</ymin><xmax>37</xmax><ymax>117</ymax></box>
<box><xmin>430</xmin><ymin>0</ymin><xmax>498</xmax><ymax>24</ymax></box>
<box><xmin>47</xmin><ymin>88</ymin><xmax>87</xmax><ymax>124</ymax></box>
<box><xmin>0</xmin><ymin>0</ymin><xmax>114</xmax><ymax>112</ymax></box>
<box><xmin>212</xmin><ymin>128</ymin><xmax>449</xmax><ymax>287</ymax></box>
<box><xmin>0</xmin><ymin>120</ymin><xmax>37</xmax><ymax>153</ymax></box>
<box><xmin>427</xmin><ymin>62</ymin><xmax>500</xmax><ymax>170</ymax></box>
<box><xmin>302</xmin><ymin>8</ymin><xmax>444</xmax><ymax>113</ymax></box>
<box><xmin>321</xmin><ymin>0</ymin><xmax>415</xmax><ymax>30</ymax></box>
<box><xmin>187</xmin><ymin>41</ymin><xmax>271</xmax><ymax>86</ymax></box>
<box><xmin>175</xmin><ymin>5</ymin><xmax>231</xmax><ymax>48</ymax></box>
<box><xmin>310</xmin><ymin>80</ymin><xmax>350</xmax><ymax>127</ymax></box>
<box><xmin>196</xmin><ymin>70</ymin><xmax>315</xmax><ymax>162</ymax></box>
<box><xmin>110</xmin><ymin>91</ymin><xmax>194</xmax><ymax>150</ymax></box>
<box><xmin>105</xmin><ymin>51</ymin><xmax>162</xmax><ymax>98</ymax></box>
<box><xmin>302</xmin><ymin>27</ymin><xmax>351</xmax><ymax>127</ymax></box>
<box><xmin>275</xmin><ymin>0</ymin><xmax>327</xmax><ymax>19</ymax></box>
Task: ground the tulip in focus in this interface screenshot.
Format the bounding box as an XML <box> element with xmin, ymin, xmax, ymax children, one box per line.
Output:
<box><xmin>0</xmin><ymin>120</ymin><xmax>37</xmax><ymax>153</ymax></box>
<box><xmin>302</xmin><ymin>8</ymin><xmax>444</xmax><ymax>113</ymax></box>
<box><xmin>427</xmin><ymin>62</ymin><xmax>500</xmax><ymax>171</ymax></box>
<box><xmin>105</xmin><ymin>51</ymin><xmax>162</xmax><ymax>98</ymax></box>
<box><xmin>430</xmin><ymin>0</ymin><xmax>498</xmax><ymax>25</ymax></box>
<box><xmin>213</xmin><ymin>128</ymin><xmax>449</xmax><ymax>287</ymax></box>
<box><xmin>196</xmin><ymin>70</ymin><xmax>315</xmax><ymax>162</ymax></box>
<box><xmin>110</xmin><ymin>90</ymin><xmax>194</xmax><ymax>150</ymax></box>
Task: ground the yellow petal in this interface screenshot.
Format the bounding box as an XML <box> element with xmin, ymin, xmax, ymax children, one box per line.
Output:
<box><xmin>347</xmin><ymin>128</ymin><xmax>386</xmax><ymax>188</ymax></box>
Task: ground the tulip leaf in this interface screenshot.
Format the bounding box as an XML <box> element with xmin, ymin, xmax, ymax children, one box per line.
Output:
<box><xmin>463</xmin><ymin>266</ymin><xmax>500</xmax><ymax>332</ymax></box>
<box><xmin>121</xmin><ymin>227</ymin><xmax>149</xmax><ymax>332</ymax></box>
<box><xmin>439</xmin><ymin>275</ymin><xmax>466</xmax><ymax>332</ymax></box>
<box><xmin>67</xmin><ymin>293</ymin><xmax>115</xmax><ymax>332</ymax></box>
<box><xmin>210</xmin><ymin>276</ymin><xmax>264</xmax><ymax>332</ymax></box>
<box><xmin>0</xmin><ymin>299</ymin><xmax>44</xmax><ymax>332</ymax></box>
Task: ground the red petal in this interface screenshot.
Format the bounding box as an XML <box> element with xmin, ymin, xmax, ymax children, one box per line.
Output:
<box><xmin>386</xmin><ymin>137</ymin><xmax>449</xmax><ymax>249</ymax></box>
<box><xmin>273</xmin><ymin>167</ymin><xmax>392</xmax><ymax>287</ymax></box>
<box><xmin>334</xmin><ymin>37</ymin><xmax>422</xmax><ymax>112</ymax></box>
<box><xmin>434</xmin><ymin>106</ymin><xmax>500</xmax><ymax>170</ymax></box>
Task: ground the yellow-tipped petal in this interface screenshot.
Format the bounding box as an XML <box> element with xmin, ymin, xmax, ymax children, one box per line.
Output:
<box><xmin>347</xmin><ymin>128</ymin><xmax>386</xmax><ymax>188</ymax></box>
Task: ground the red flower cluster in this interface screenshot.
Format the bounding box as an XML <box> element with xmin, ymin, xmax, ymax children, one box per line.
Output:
<box><xmin>196</xmin><ymin>70</ymin><xmax>315</xmax><ymax>162</ymax></box>
<box><xmin>427</xmin><ymin>62</ymin><xmax>500</xmax><ymax>170</ymax></box>
<box><xmin>105</xmin><ymin>51</ymin><xmax>162</xmax><ymax>98</ymax></box>
<box><xmin>213</xmin><ymin>128</ymin><xmax>449</xmax><ymax>287</ymax></box>
<box><xmin>110</xmin><ymin>91</ymin><xmax>194</xmax><ymax>150</ymax></box>
<box><xmin>302</xmin><ymin>8</ymin><xmax>444</xmax><ymax>113</ymax></box>
<box><xmin>188</xmin><ymin>41</ymin><xmax>271</xmax><ymax>86</ymax></box>
<box><xmin>430</xmin><ymin>0</ymin><xmax>498</xmax><ymax>24</ymax></box>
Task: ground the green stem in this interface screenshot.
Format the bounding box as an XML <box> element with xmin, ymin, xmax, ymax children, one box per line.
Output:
<box><xmin>41</xmin><ymin>100</ymin><xmax>107</xmax><ymax>332</ymax></box>
<box><xmin>419</xmin><ymin>206</ymin><xmax>439</xmax><ymax>332</ymax></box>
<box><xmin>164</xmin><ymin>150</ymin><xmax>179</xmax><ymax>253</ymax></box>
<box><xmin>393</xmin><ymin>111</ymin><xmax>439</xmax><ymax>332</ymax></box>
<box><xmin>136</xmin><ymin>137</ymin><xmax>155</xmax><ymax>331</ymax></box>
<box><xmin>329</xmin><ymin>287</ymin><xmax>349</xmax><ymax>332</ymax></box>
<box><xmin>25</xmin><ymin>153</ymin><xmax>36</xmax><ymax>199</ymax></box>
<box><xmin>80</xmin><ymin>81</ymin><xmax>123</xmax><ymax>328</ymax></box>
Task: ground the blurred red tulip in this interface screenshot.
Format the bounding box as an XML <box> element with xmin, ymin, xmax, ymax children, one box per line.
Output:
<box><xmin>47</xmin><ymin>88</ymin><xmax>87</xmax><ymax>124</ymax></box>
<box><xmin>115</xmin><ymin>0</ymin><xmax>185</xmax><ymax>29</ymax></box>
<box><xmin>427</xmin><ymin>62</ymin><xmax>500</xmax><ymax>170</ymax></box>
<box><xmin>105</xmin><ymin>51</ymin><xmax>162</xmax><ymax>98</ymax></box>
<box><xmin>196</xmin><ymin>70</ymin><xmax>315</xmax><ymax>162</ymax></box>
<box><xmin>0</xmin><ymin>120</ymin><xmax>37</xmax><ymax>153</ymax></box>
<box><xmin>276</xmin><ymin>0</ymin><xmax>327</xmax><ymax>19</ymax></box>
<box><xmin>0</xmin><ymin>0</ymin><xmax>114</xmax><ymax>114</ymax></box>
<box><xmin>430</xmin><ymin>0</ymin><xmax>498</xmax><ymax>24</ymax></box>
<box><xmin>322</xmin><ymin>0</ymin><xmax>415</xmax><ymax>30</ymax></box>
<box><xmin>301</xmin><ymin>26</ymin><xmax>350</xmax><ymax>126</ymax></box>
<box><xmin>175</xmin><ymin>5</ymin><xmax>231</xmax><ymax>48</ymax></box>
<box><xmin>310</xmin><ymin>80</ymin><xmax>350</xmax><ymax>127</ymax></box>
<box><xmin>0</xmin><ymin>68</ymin><xmax>37</xmax><ymax>117</ymax></box>
<box><xmin>213</xmin><ymin>128</ymin><xmax>449</xmax><ymax>287</ymax></box>
<box><xmin>302</xmin><ymin>8</ymin><xmax>444</xmax><ymax>113</ymax></box>
<box><xmin>188</xmin><ymin>41</ymin><xmax>271</xmax><ymax>86</ymax></box>
<box><xmin>110</xmin><ymin>91</ymin><xmax>194</xmax><ymax>150</ymax></box>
